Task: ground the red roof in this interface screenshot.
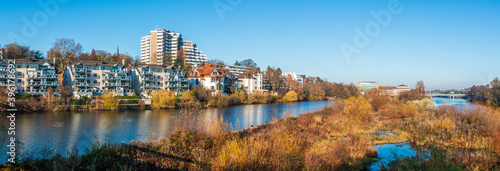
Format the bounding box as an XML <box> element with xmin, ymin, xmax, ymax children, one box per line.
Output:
<box><xmin>196</xmin><ymin>64</ymin><xmax>225</xmax><ymax>76</ymax></box>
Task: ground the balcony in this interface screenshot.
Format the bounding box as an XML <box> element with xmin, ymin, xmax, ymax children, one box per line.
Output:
<box><xmin>142</xmin><ymin>77</ymin><xmax>154</xmax><ymax>81</ymax></box>
<box><xmin>28</xmin><ymin>75</ymin><xmax>43</xmax><ymax>79</ymax></box>
<box><xmin>104</xmin><ymin>83</ymin><xmax>117</xmax><ymax>87</ymax></box>
<box><xmin>75</xmin><ymin>76</ymin><xmax>86</xmax><ymax>80</ymax></box>
<box><xmin>75</xmin><ymin>69</ymin><xmax>86</xmax><ymax>73</ymax></box>
<box><xmin>28</xmin><ymin>82</ymin><xmax>42</xmax><ymax>86</ymax></box>
<box><xmin>42</xmin><ymin>82</ymin><xmax>59</xmax><ymax>86</ymax></box>
<box><xmin>104</xmin><ymin>76</ymin><xmax>116</xmax><ymax>80</ymax></box>
<box><xmin>75</xmin><ymin>83</ymin><xmax>88</xmax><ymax>87</ymax></box>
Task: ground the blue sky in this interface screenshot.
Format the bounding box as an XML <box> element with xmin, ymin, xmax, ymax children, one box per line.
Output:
<box><xmin>1</xmin><ymin>0</ymin><xmax>499</xmax><ymax>90</ymax></box>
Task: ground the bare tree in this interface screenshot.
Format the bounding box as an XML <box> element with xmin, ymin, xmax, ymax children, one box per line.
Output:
<box><xmin>47</xmin><ymin>38</ymin><xmax>83</xmax><ymax>71</ymax></box>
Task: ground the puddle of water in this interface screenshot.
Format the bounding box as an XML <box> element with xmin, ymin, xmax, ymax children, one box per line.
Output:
<box><xmin>376</xmin><ymin>130</ymin><xmax>396</xmax><ymax>137</ymax></box>
<box><xmin>366</xmin><ymin>143</ymin><xmax>416</xmax><ymax>171</ymax></box>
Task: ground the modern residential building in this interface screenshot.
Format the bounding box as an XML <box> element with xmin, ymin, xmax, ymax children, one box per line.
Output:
<box><xmin>141</xmin><ymin>29</ymin><xmax>208</xmax><ymax>67</ymax></box>
<box><xmin>64</xmin><ymin>61</ymin><xmax>134</xmax><ymax>97</ymax></box>
<box><xmin>141</xmin><ymin>29</ymin><xmax>182</xmax><ymax>65</ymax></box>
<box><xmin>133</xmin><ymin>64</ymin><xmax>189</xmax><ymax>95</ymax></box>
<box><xmin>181</xmin><ymin>41</ymin><xmax>207</xmax><ymax>69</ymax></box>
<box><xmin>0</xmin><ymin>59</ymin><xmax>59</xmax><ymax>94</ymax></box>
<box><xmin>282</xmin><ymin>72</ymin><xmax>305</xmax><ymax>84</ymax></box>
<box><xmin>191</xmin><ymin>64</ymin><xmax>230</xmax><ymax>95</ymax></box>
<box><xmin>358</xmin><ymin>81</ymin><xmax>379</xmax><ymax>95</ymax></box>
<box><xmin>380</xmin><ymin>85</ymin><xmax>411</xmax><ymax>96</ymax></box>
<box><xmin>237</xmin><ymin>71</ymin><xmax>265</xmax><ymax>94</ymax></box>
<box><xmin>221</xmin><ymin>65</ymin><xmax>247</xmax><ymax>77</ymax></box>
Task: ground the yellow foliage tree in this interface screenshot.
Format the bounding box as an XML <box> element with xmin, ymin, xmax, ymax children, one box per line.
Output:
<box><xmin>102</xmin><ymin>92</ymin><xmax>119</xmax><ymax>110</ymax></box>
<box><xmin>182</xmin><ymin>90</ymin><xmax>194</xmax><ymax>102</ymax></box>
<box><xmin>151</xmin><ymin>89</ymin><xmax>176</xmax><ymax>109</ymax></box>
<box><xmin>283</xmin><ymin>90</ymin><xmax>298</xmax><ymax>102</ymax></box>
<box><xmin>343</xmin><ymin>96</ymin><xmax>373</xmax><ymax>124</ymax></box>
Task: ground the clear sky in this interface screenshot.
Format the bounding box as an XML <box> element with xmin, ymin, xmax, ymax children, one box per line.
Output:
<box><xmin>1</xmin><ymin>0</ymin><xmax>499</xmax><ymax>90</ymax></box>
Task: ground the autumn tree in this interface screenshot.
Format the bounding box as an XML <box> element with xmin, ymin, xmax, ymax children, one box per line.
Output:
<box><xmin>415</xmin><ymin>81</ymin><xmax>425</xmax><ymax>99</ymax></box>
<box><xmin>306</xmin><ymin>83</ymin><xmax>326</xmax><ymax>101</ymax></box>
<box><xmin>89</xmin><ymin>49</ymin><xmax>97</xmax><ymax>61</ymax></box>
<box><xmin>182</xmin><ymin>90</ymin><xmax>194</xmax><ymax>102</ymax></box>
<box><xmin>151</xmin><ymin>90</ymin><xmax>176</xmax><ymax>109</ymax></box>
<box><xmin>283</xmin><ymin>90</ymin><xmax>298</xmax><ymax>102</ymax></box>
<box><xmin>265</xmin><ymin>66</ymin><xmax>284</xmax><ymax>93</ymax></box>
<box><xmin>208</xmin><ymin>59</ymin><xmax>225</xmax><ymax>68</ymax></box>
<box><xmin>47</xmin><ymin>38</ymin><xmax>83</xmax><ymax>71</ymax></box>
<box><xmin>102</xmin><ymin>92</ymin><xmax>119</xmax><ymax>110</ymax></box>
<box><xmin>488</xmin><ymin>78</ymin><xmax>500</xmax><ymax>107</ymax></box>
<box><xmin>3</xmin><ymin>43</ymin><xmax>43</xmax><ymax>59</ymax></box>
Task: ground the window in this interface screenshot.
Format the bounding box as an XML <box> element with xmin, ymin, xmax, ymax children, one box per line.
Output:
<box><xmin>94</xmin><ymin>73</ymin><xmax>97</xmax><ymax>77</ymax></box>
<box><xmin>94</xmin><ymin>80</ymin><xmax>97</xmax><ymax>83</ymax></box>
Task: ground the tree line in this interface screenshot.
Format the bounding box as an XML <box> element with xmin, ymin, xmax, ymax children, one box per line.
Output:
<box><xmin>2</xmin><ymin>38</ymin><xmax>139</xmax><ymax>71</ymax></box>
<box><xmin>467</xmin><ymin>77</ymin><xmax>500</xmax><ymax>107</ymax></box>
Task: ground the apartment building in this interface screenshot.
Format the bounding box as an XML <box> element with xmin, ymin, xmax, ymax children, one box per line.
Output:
<box><xmin>222</xmin><ymin>65</ymin><xmax>247</xmax><ymax>77</ymax></box>
<box><xmin>237</xmin><ymin>71</ymin><xmax>265</xmax><ymax>94</ymax></box>
<box><xmin>0</xmin><ymin>59</ymin><xmax>59</xmax><ymax>94</ymax></box>
<box><xmin>380</xmin><ymin>85</ymin><xmax>411</xmax><ymax>96</ymax></box>
<box><xmin>140</xmin><ymin>29</ymin><xmax>182</xmax><ymax>65</ymax></box>
<box><xmin>191</xmin><ymin>64</ymin><xmax>230</xmax><ymax>95</ymax></box>
<box><xmin>358</xmin><ymin>81</ymin><xmax>379</xmax><ymax>95</ymax></box>
<box><xmin>133</xmin><ymin>64</ymin><xmax>189</xmax><ymax>95</ymax></box>
<box><xmin>64</xmin><ymin>61</ymin><xmax>134</xmax><ymax>97</ymax></box>
<box><xmin>282</xmin><ymin>72</ymin><xmax>305</xmax><ymax>84</ymax></box>
<box><xmin>181</xmin><ymin>41</ymin><xmax>207</xmax><ymax>69</ymax></box>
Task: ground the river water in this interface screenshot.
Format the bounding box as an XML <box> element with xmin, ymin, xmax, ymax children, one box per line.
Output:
<box><xmin>0</xmin><ymin>101</ymin><xmax>333</xmax><ymax>161</ymax></box>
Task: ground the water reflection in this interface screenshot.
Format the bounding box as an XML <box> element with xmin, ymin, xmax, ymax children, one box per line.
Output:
<box><xmin>3</xmin><ymin>101</ymin><xmax>332</xmax><ymax>160</ymax></box>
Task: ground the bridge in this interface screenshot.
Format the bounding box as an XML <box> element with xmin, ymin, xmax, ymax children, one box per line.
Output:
<box><xmin>425</xmin><ymin>93</ymin><xmax>467</xmax><ymax>99</ymax></box>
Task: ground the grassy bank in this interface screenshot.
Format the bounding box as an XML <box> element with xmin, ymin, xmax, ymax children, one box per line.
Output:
<box><xmin>2</xmin><ymin>94</ymin><xmax>500</xmax><ymax>170</ymax></box>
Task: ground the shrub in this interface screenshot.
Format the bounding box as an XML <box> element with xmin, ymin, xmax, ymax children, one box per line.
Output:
<box><xmin>151</xmin><ymin>90</ymin><xmax>176</xmax><ymax>109</ymax></box>
<box><xmin>343</xmin><ymin>96</ymin><xmax>373</xmax><ymax>124</ymax></box>
<box><xmin>182</xmin><ymin>91</ymin><xmax>194</xmax><ymax>102</ymax></box>
<box><xmin>283</xmin><ymin>90</ymin><xmax>298</xmax><ymax>102</ymax></box>
<box><xmin>101</xmin><ymin>92</ymin><xmax>119</xmax><ymax>110</ymax></box>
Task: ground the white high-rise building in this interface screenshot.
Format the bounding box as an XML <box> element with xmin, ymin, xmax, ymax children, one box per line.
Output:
<box><xmin>141</xmin><ymin>29</ymin><xmax>181</xmax><ymax>65</ymax></box>
<box><xmin>181</xmin><ymin>41</ymin><xmax>207</xmax><ymax>69</ymax></box>
<box><xmin>141</xmin><ymin>29</ymin><xmax>208</xmax><ymax>68</ymax></box>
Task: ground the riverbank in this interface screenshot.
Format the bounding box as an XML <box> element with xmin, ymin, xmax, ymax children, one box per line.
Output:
<box><xmin>2</xmin><ymin>95</ymin><xmax>499</xmax><ymax>170</ymax></box>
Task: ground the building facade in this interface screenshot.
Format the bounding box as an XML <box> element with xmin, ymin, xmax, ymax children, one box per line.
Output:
<box><xmin>191</xmin><ymin>64</ymin><xmax>230</xmax><ymax>95</ymax></box>
<box><xmin>64</xmin><ymin>61</ymin><xmax>134</xmax><ymax>97</ymax></box>
<box><xmin>237</xmin><ymin>71</ymin><xmax>265</xmax><ymax>94</ymax></box>
<box><xmin>282</xmin><ymin>72</ymin><xmax>305</xmax><ymax>84</ymax></box>
<box><xmin>358</xmin><ymin>81</ymin><xmax>379</xmax><ymax>95</ymax></box>
<box><xmin>0</xmin><ymin>59</ymin><xmax>59</xmax><ymax>94</ymax></box>
<box><xmin>181</xmin><ymin>41</ymin><xmax>207</xmax><ymax>69</ymax></box>
<box><xmin>141</xmin><ymin>29</ymin><xmax>182</xmax><ymax>65</ymax></box>
<box><xmin>133</xmin><ymin>64</ymin><xmax>189</xmax><ymax>95</ymax></box>
<box><xmin>141</xmin><ymin>29</ymin><xmax>208</xmax><ymax>67</ymax></box>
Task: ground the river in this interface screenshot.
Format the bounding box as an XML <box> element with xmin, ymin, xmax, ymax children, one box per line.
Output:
<box><xmin>1</xmin><ymin>101</ymin><xmax>333</xmax><ymax>161</ymax></box>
